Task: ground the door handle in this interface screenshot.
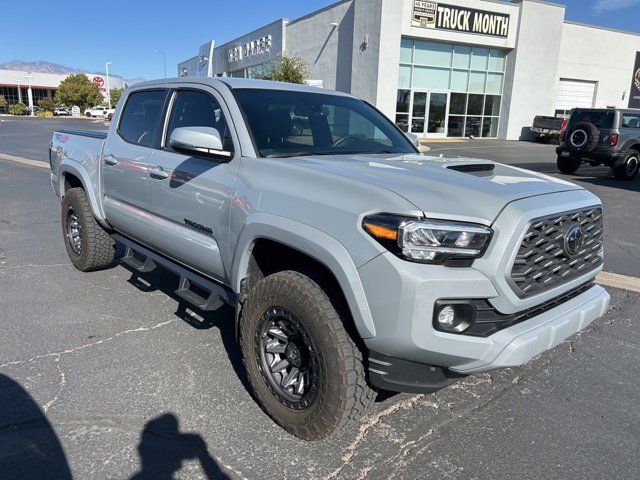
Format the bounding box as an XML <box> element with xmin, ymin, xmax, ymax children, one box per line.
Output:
<box><xmin>104</xmin><ymin>154</ymin><xmax>118</xmax><ymax>166</ymax></box>
<box><xmin>150</xmin><ymin>165</ymin><xmax>169</xmax><ymax>180</ymax></box>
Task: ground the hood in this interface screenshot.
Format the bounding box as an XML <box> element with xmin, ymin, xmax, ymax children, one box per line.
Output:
<box><xmin>278</xmin><ymin>153</ymin><xmax>582</xmax><ymax>225</ymax></box>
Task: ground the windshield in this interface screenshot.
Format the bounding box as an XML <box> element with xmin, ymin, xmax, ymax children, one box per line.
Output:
<box><xmin>234</xmin><ymin>89</ymin><xmax>417</xmax><ymax>158</ymax></box>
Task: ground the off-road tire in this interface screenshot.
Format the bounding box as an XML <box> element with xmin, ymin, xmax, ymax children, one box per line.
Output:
<box><xmin>565</xmin><ymin>122</ymin><xmax>599</xmax><ymax>154</ymax></box>
<box><xmin>61</xmin><ymin>188</ymin><xmax>115</xmax><ymax>271</ymax></box>
<box><xmin>557</xmin><ymin>156</ymin><xmax>581</xmax><ymax>174</ymax></box>
<box><xmin>239</xmin><ymin>270</ymin><xmax>375</xmax><ymax>440</ymax></box>
<box><xmin>613</xmin><ymin>149</ymin><xmax>640</xmax><ymax>180</ymax></box>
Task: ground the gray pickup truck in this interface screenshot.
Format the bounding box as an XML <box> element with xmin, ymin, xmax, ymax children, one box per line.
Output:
<box><xmin>50</xmin><ymin>78</ymin><xmax>610</xmax><ymax>440</ymax></box>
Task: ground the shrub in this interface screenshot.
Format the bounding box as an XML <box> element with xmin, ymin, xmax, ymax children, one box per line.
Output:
<box><xmin>9</xmin><ymin>103</ymin><xmax>28</xmax><ymax>115</ymax></box>
<box><xmin>36</xmin><ymin>111</ymin><xmax>54</xmax><ymax>118</ymax></box>
<box><xmin>256</xmin><ymin>53</ymin><xmax>310</xmax><ymax>84</ymax></box>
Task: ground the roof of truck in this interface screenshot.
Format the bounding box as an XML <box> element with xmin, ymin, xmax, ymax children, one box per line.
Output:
<box><xmin>129</xmin><ymin>77</ymin><xmax>352</xmax><ymax>97</ymax></box>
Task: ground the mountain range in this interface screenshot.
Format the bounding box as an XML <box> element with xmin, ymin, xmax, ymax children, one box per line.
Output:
<box><xmin>0</xmin><ymin>60</ymin><xmax>145</xmax><ymax>85</ymax></box>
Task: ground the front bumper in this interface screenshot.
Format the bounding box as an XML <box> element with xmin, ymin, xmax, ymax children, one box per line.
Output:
<box><xmin>358</xmin><ymin>190</ymin><xmax>609</xmax><ymax>389</ymax></box>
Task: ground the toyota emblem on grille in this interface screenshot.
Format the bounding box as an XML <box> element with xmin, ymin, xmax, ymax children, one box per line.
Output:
<box><xmin>564</xmin><ymin>224</ymin><xmax>584</xmax><ymax>257</ymax></box>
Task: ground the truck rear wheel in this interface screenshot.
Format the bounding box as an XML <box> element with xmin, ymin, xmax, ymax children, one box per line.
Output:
<box><xmin>61</xmin><ymin>188</ymin><xmax>116</xmax><ymax>271</ymax></box>
<box><xmin>557</xmin><ymin>156</ymin><xmax>581</xmax><ymax>174</ymax></box>
<box><xmin>239</xmin><ymin>270</ymin><xmax>375</xmax><ymax>440</ymax></box>
<box><xmin>613</xmin><ymin>149</ymin><xmax>639</xmax><ymax>180</ymax></box>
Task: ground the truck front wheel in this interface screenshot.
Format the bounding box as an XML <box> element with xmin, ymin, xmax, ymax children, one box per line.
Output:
<box><xmin>239</xmin><ymin>270</ymin><xmax>375</xmax><ymax>440</ymax></box>
<box><xmin>61</xmin><ymin>188</ymin><xmax>116</xmax><ymax>271</ymax></box>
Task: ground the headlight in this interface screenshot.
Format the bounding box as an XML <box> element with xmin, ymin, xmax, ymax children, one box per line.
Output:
<box><xmin>363</xmin><ymin>214</ymin><xmax>492</xmax><ymax>266</ymax></box>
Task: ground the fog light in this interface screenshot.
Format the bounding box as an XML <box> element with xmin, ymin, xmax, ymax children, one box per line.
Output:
<box><xmin>434</xmin><ymin>302</ymin><xmax>475</xmax><ymax>334</ymax></box>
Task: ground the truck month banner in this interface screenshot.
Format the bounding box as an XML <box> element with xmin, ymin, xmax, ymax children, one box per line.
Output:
<box><xmin>629</xmin><ymin>52</ymin><xmax>640</xmax><ymax>109</ymax></box>
<box><xmin>411</xmin><ymin>1</ymin><xmax>510</xmax><ymax>38</ymax></box>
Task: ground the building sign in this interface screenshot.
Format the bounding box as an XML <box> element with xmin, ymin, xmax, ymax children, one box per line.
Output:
<box><xmin>92</xmin><ymin>76</ymin><xmax>106</xmax><ymax>93</ymax></box>
<box><xmin>629</xmin><ymin>52</ymin><xmax>640</xmax><ymax>109</ymax></box>
<box><xmin>228</xmin><ymin>35</ymin><xmax>272</xmax><ymax>63</ymax></box>
<box><xmin>411</xmin><ymin>1</ymin><xmax>510</xmax><ymax>38</ymax></box>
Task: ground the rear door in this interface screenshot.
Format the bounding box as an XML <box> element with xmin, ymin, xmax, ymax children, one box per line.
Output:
<box><xmin>103</xmin><ymin>89</ymin><xmax>168</xmax><ymax>243</ymax></box>
<box><xmin>145</xmin><ymin>87</ymin><xmax>239</xmax><ymax>282</ymax></box>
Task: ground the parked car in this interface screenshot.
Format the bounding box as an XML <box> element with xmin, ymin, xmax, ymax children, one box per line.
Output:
<box><xmin>53</xmin><ymin>108</ymin><xmax>70</xmax><ymax>116</ymax></box>
<box><xmin>531</xmin><ymin>115</ymin><xmax>566</xmax><ymax>143</ymax></box>
<box><xmin>556</xmin><ymin>108</ymin><xmax>640</xmax><ymax>180</ymax></box>
<box><xmin>105</xmin><ymin>108</ymin><xmax>115</xmax><ymax>122</ymax></box>
<box><xmin>85</xmin><ymin>106</ymin><xmax>109</xmax><ymax>118</ymax></box>
<box><xmin>49</xmin><ymin>78</ymin><xmax>610</xmax><ymax>440</ymax></box>
<box><xmin>27</xmin><ymin>106</ymin><xmax>43</xmax><ymax>115</ymax></box>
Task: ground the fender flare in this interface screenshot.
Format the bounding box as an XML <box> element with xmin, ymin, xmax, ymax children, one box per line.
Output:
<box><xmin>231</xmin><ymin>213</ymin><xmax>376</xmax><ymax>339</ymax></box>
<box><xmin>58</xmin><ymin>162</ymin><xmax>106</xmax><ymax>221</ymax></box>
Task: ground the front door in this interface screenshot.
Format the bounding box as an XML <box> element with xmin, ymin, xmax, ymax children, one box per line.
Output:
<box><xmin>146</xmin><ymin>87</ymin><xmax>239</xmax><ymax>283</ymax></box>
<box><xmin>409</xmin><ymin>91</ymin><xmax>450</xmax><ymax>139</ymax></box>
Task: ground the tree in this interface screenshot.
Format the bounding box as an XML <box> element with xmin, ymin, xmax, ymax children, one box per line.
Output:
<box><xmin>108</xmin><ymin>87</ymin><xmax>125</xmax><ymax>107</ymax></box>
<box><xmin>256</xmin><ymin>53</ymin><xmax>310</xmax><ymax>84</ymax></box>
<box><xmin>0</xmin><ymin>95</ymin><xmax>7</xmax><ymax>111</ymax></box>
<box><xmin>55</xmin><ymin>74</ymin><xmax>104</xmax><ymax>110</ymax></box>
<box><xmin>38</xmin><ymin>97</ymin><xmax>56</xmax><ymax>112</ymax></box>
<box><xmin>9</xmin><ymin>102</ymin><xmax>27</xmax><ymax>115</ymax></box>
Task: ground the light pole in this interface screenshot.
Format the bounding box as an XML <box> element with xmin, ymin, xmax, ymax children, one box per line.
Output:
<box><xmin>16</xmin><ymin>79</ymin><xmax>22</xmax><ymax>104</ymax></box>
<box><xmin>156</xmin><ymin>49</ymin><xmax>167</xmax><ymax>79</ymax></box>
<box><xmin>25</xmin><ymin>75</ymin><xmax>34</xmax><ymax>116</ymax></box>
<box><xmin>105</xmin><ymin>61</ymin><xmax>112</xmax><ymax>108</ymax></box>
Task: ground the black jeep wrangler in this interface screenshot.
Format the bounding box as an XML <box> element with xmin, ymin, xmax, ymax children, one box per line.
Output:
<box><xmin>556</xmin><ymin>108</ymin><xmax>640</xmax><ymax>180</ymax></box>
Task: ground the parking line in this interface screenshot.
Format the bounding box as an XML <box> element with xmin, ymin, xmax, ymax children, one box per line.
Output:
<box><xmin>0</xmin><ymin>152</ymin><xmax>48</xmax><ymax>169</ymax></box>
<box><xmin>596</xmin><ymin>271</ymin><xmax>640</xmax><ymax>294</ymax></box>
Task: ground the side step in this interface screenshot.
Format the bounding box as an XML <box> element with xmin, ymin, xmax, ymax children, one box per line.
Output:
<box><xmin>112</xmin><ymin>234</ymin><xmax>236</xmax><ymax>311</ymax></box>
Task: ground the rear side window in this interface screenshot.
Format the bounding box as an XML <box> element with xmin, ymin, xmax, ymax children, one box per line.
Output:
<box><xmin>621</xmin><ymin>113</ymin><xmax>640</xmax><ymax>129</ymax></box>
<box><xmin>570</xmin><ymin>110</ymin><xmax>615</xmax><ymax>129</ymax></box>
<box><xmin>118</xmin><ymin>90</ymin><xmax>167</xmax><ymax>147</ymax></box>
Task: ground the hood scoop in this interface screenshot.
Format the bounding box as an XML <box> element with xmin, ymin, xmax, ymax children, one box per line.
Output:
<box><xmin>447</xmin><ymin>163</ymin><xmax>496</xmax><ymax>173</ymax></box>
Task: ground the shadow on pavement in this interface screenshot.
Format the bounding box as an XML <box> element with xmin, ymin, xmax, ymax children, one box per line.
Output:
<box><xmin>0</xmin><ymin>374</ymin><xmax>73</xmax><ymax>480</ymax></box>
<box><xmin>130</xmin><ymin>413</ymin><xmax>230</xmax><ymax>480</ymax></box>
<box><xmin>122</xmin><ymin>263</ymin><xmax>253</xmax><ymax>396</ymax></box>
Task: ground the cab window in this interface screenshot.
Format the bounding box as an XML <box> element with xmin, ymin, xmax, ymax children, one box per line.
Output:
<box><xmin>165</xmin><ymin>90</ymin><xmax>232</xmax><ymax>151</ymax></box>
<box><xmin>118</xmin><ymin>90</ymin><xmax>167</xmax><ymax>147</ymax></box>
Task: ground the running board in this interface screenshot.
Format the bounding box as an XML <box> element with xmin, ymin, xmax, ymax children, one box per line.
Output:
<box><xmin>112</xmin><ymin>234</ymin><xmax>236</xmax><ymax>310</ymax></box>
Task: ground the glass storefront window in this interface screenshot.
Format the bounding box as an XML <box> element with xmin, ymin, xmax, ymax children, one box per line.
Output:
<box><xmin>396</xmin><ymin>90</ymin><xmax>410</xmax><ymax>113</ymax></box>
<box><xmin>471</xmin><ymin>48</ymin><xmax>489</xmax><ymax>70</ymax></box>
<box><xmin>484</xmin><ymin>95</ymin><xmax>501</xmax><ymax>116</ymax></box>
<box><xmin>450</xmin><ymin>70</ymin><xmax>469</xmax><ymax>92</ymax></box>
<box><xmin>448</xmin><ymin>116</ymin><xmax>465</xmax><ymax>137</ymax></box>
<box><xmin>414</xmin><ymin>40</ymin><xmax>453</xmax><ymax>67</ymax></box>
<box><xmin>395</xmin><ymin>38</ymin><xmax>507</xmax><ymax>138</ymax></box>
<box><xmin>413</xmin><ymin>66</ymin><xmax>450</xmax><ymax>90</ymax></box>
<box><xmin>465</xmin><ymin>117</ymin><xmax>482</xmax><ymax>137</ymax></box>
<box><xmin>467</xmin><ymin>94</ymin><xmax>484</xmax><ymax>116</ymax></box>
<box><xmin>482</xmin><ymin>117</ymin><xmax>499</xmax><ymax>137</ymax></box>
<box><xmin>400</xmin><ymin>38</ymin><xmax>413</xmax><ymax>64</ymax></box>
<box><xmin>488</xmin><ymin>49</ymin><xmax>506</xmax><ymax>72</ymax></box>
<box><xmin>469</xmin><ymin>72</ymin><xmax>486</xmax><ymax>93</ymax></box>
<box><xmin>453</xmin><ymin>45</ymin><xmax>471</xmax><ymax>69</ymax></box>
<box><xmin>398</xmin><ymin>65</ymin><xmax>412</xmax><ymax>89</ymax></box>
<box><xmin>486</xmin><ymin>73</ymin><xmax>504</xmax><ymax>95</ymax></box>
<box><xmin>450</xmin><ymin>93</ymin><xmax>467</xmax><ymax>115</ymax></box>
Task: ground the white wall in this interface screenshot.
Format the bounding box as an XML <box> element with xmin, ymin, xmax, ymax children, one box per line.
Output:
<box><xmin>286</xmin><ymin>0</ymin><xmax>355</xmax><ymax>92</ymax></box>
<box><xmin>557</xmin><ymin>23</ymin><xmax>640</xmax><ymax>109</ymax></box>
<box><xmin>501</xmin><ymin>0</ymin><xmax>565</xmax><ymax>140</ymax></box>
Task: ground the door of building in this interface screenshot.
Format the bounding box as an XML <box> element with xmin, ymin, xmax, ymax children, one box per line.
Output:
<box><xmin>409</xmin><ymin>90</ymin><xmax>450</xmax><ymax>138</ymax></box>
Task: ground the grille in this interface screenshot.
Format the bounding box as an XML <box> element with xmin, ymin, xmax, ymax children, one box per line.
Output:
<box><xmin>510</xmin><ymin>207</ymin><xmax>603</xmax><ymax>297</ymax></box>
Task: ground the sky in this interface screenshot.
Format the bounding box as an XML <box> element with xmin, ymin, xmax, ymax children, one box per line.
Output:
<box><xmin>0</xmin><ymin>0</ymin><xmax>638</xmax><ymax>81</ymax></box>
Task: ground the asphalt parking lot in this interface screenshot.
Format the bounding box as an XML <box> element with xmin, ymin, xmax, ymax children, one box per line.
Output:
<box><xmin>1</xmin><ymin>117</ymin><xmax>639</xmax><ymax>479</ymax></box>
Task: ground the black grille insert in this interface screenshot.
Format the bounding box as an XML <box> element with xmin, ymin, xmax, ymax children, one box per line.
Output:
<box><xmin>510</xmin><ymin>207</ymin><xmax>603</xmax><ymax>297</ymax></box>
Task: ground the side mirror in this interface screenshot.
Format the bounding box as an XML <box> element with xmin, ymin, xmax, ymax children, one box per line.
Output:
<box><xmin>405</xmin><ymin>132</ymin><xmax>420</xmax><ymax>149</ymax></box>
<box><xmin>168</xmin><ymin>126</ymin><xmax>232</xmax><ymax>160</ymax></box>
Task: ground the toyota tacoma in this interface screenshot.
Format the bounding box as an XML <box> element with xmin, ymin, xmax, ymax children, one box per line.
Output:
<box><xmin>49</xmin><ymin>78</ymin><xmax>610</xmax><ymax>440</ymax></box>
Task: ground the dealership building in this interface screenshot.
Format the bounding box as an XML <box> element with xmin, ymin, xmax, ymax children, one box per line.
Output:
<box><xmin>177</xmin><ymin>0</ymin><xmax>640</xmax><ymax>140</ymax></box>
<box><xmin>0</xmin><ymin>69</ymin><xmax>126</xmax><ymax>108</ymax></box>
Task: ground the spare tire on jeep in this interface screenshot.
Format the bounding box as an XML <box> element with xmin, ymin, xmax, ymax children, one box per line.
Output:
<box><xmin>565</xmin><ymin>122</ymin><xmax>600</xmax><ymax>154</ymax></box>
